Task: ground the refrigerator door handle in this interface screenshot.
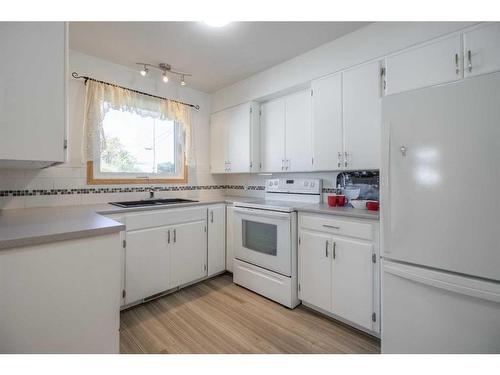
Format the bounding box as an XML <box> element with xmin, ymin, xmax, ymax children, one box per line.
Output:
<box><xmin>384</xmin><ymin>263</ymin><xmax>500</xmax><ymax>303</ymax></box>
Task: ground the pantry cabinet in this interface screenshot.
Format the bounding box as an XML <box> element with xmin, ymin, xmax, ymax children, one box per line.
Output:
<box><xmin>0</xmin><ymin>22</ymin><xmax>67</xmax><ymax>168</ymax></box>
<box><xmin>208</xmin><ymin>204</ymin><xmax>226</xmax><ymax>276</ymax></box>
<box><xmin>210</xmin><ymin>102</ymin><xmax>260</xmax><ymax>173</ymax></box>
<box><xmin>385</xmin><ymin>34</ymin><xmax>462</xmax><ymax>95</ymax></box>
<box><xmin>463</xmin><ymin>23</ymin><xmax>500</xmax><ymax>78</ymax></box>
<box><xmin>298</xmin><ymin>213</ymin><xmax>380</xmax><ymax>334</ymax></box>
<box><xmin>260</xmin><ymin>90</ymin><xmax>313</xmax><ymax>172</ymax></box>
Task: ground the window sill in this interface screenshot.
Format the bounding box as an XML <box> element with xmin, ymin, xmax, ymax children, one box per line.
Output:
<box><xmin>86</xmin><ymin>161</ymin><xmax>188</xmax><ymax>185</ymax></box>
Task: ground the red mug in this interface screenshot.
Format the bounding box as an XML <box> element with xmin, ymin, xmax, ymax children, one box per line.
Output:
<box><xmin>336</xmin><ymin>195</ymin><xmax>346</xmax><ymax>207</ymax></box>
<box><xmin>327</xmin><ymin>195</ymin><xmax>337</xmax><ymax>207</ymax></box>
<box><xmin>366</xmin><ymin>201</ymin><xmax>379</xmax><ymax>211</ymax></box>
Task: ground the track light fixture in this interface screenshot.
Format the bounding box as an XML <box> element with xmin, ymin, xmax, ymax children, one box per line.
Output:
<box><xmin>136</xmin><ymin>62</ymin><xmax>191</xmax><ymax>86</ymax></box>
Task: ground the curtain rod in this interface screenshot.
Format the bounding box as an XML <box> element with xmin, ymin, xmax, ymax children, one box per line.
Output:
<box><xmin>71</xmin><ymin>72</ymin><xmax>200</xmax><ymax>110</ymax></box>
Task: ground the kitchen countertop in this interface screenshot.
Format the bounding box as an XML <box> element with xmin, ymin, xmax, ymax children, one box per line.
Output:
<box><xmin>296</xmin><ymin>203</ymin><xmax>380</xmax><ymax>220</ymax></box>
<box><xmin>0</xmin><ymin>196</ymin><xmax>378</xmax><ymax>251</ymax></box>
<box><xmin>0</xmin><ymin>196</ymin><xmax>254</xmax><ymax>251</ymax></box>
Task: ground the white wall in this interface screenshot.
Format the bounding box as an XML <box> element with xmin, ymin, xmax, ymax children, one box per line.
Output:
<box><xmin>0</xmin><ymin>50</ymin><xmax>225</xmax><ymax>209</ymax></box>
<box><xmin>212</xmin><ymin>22</ymin><xmax>476</xmax><ymax>112</ymax></box>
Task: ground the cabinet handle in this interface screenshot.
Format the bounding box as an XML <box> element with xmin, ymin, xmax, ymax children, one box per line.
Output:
<box><xmin>167</xmin><ymin>230</ymin><xmax>170</xmax><ymax>244</ymax></box>
<box><xmin>337</xmin><ymin>152</ymin><xmax>342</xmax><ymax>168</ymax></box>
<box><xmin>333</xmin><ymin>241</ymin><xmax>336</xmax><ymax>259</ymax></box>
<box><xmin>286</xmin><ymin>159</ymin><xmax>290</xmax><ymax>171</ymax></box>
<box><xmin>455</xmin><ymin>53</ymin><xmax>459</xmax><ymax>75</ymax></box>
<box><xmin>467</xmin><ymin>50</ymin><xmax>472</xmax><ymax>73</ymax></box>
<box><xmin>323</xmin><ymin>224</ymin><xmax>340</xmax><ymax>230</ymax></box>
<box><xmin>281</xmin><ymin>159</ymin><xmax>284</xmax><ymax>171</ymax></box>
<box><xmin>210</xmin><ymin>210</ymin><xmax>214</xmax><ymax>223</ymax></box>
<box><xmin>344</xmin><ymin>151</ymin><xmax>348</xmax><ymax>168</ymax></box>
<box><xmin>173</xmin><ymin>229</ymin><xmax>176</xmax><ymax>243</ymax></box>
<box><xmin>325</xmin><ymin>240</ymin><xmax>329</xmax><ymax>257</ymax></box>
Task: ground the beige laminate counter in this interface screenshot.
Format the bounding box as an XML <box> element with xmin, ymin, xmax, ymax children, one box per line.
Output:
<box><xmin>296</xmin><ymin>203</ymin><xmax>380</xmax><ymax>220</ymax></box>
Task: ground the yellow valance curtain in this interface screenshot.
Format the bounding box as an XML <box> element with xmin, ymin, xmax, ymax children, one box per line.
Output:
<box><xmin>82</xmin><ymin>80</ymin><xmax>194</xmax><ymax>166</ymax></box>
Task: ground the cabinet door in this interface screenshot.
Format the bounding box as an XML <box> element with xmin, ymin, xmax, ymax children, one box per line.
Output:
<box><xmin>125</xmin><ymin>226</ymin><xmax>170</xmax><ymax>304</ymax></box>
<box><xmin>0</xmin><ymin>22</ymin><xmax>66</xmax><ymax>163</ymax></box>
<box><xmin>225</xmin><ymin>206</ymin><xmax>234</xmax><ymax>273</ymax></box>
<box><xmin>208</xmin><ymin>205</ymin><xmax>226</xmax><ymax>276</ymax></box>
<box><xmin>285</xmin><ymin>90</ymin><xmax>313</xmax><ymax>171</ymax></box>
<box><xmin>260</xmin><ymin>98</ymin><xmax>286</xmax><ymax>172</ymax></box>
<box><xmin>331</xmin><ymin>237</ymin><xmax>373</xmax><ymax>330</ymax></box>
<box><xmin>210</xmin><ymin>110</ymin><xmax>228</xmax><ymax>173</ymax></box>
<box><xmin>343</xmin><ymin>61</ymin><xmax>382</xmax><ymax>170</ymax></box>
<box><xmin>227</xmin><ymin>104</ymin><xmax>251</xmax><ymax>173</ymax></box>
<box><xmin>311</xmin><ymin>73</ymin><xmax>343</xmax><ymax>171</ymax></box>
<box><xmin>385</xmin><ymin>34</ymin><xmax>462</xmax><ymax>95</ymax></box>
<box><xmin>464</xmin><ymin>23</ymin><xmax>500</xmax><ymax>78</ymax></box>
<box><xmin>298</xmin><ymin>230</ymin><xmax>332</xmax><ymax>312</ymax></box>
<box><xmin>170</xmin><ymin>220</ymin><xmax>207</xmax><ymax>288</ymax></box>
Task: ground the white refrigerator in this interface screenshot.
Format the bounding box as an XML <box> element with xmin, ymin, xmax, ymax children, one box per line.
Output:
<box><xmin>381</xmin><ymin>71</ymin><xmax>500</xmax><ymax>353</ymax></box>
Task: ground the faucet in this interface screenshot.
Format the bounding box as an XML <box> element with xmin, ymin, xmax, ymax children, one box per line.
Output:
<box><xmin>148</xmin><ymin>187</ymin><xmax>155</xmax><ymax>199</ymax></box>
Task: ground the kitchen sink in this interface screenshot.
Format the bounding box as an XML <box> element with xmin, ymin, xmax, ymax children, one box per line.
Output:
<box><xmin>109</xmin><ymin>198</ymin><xmax>198</xmax><ymax>208</ymax></box>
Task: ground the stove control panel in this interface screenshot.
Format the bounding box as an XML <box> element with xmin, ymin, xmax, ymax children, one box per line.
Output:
<box><xmin>265</xmin><ymin>178</ymin><xmax>322</xmax><ymax>194</ymax></box>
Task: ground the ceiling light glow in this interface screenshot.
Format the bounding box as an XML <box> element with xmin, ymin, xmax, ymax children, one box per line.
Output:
<box><xmin>203</xmin><ymin>20</ymin><xmax>230</xmax><ymax>28</ymax></box>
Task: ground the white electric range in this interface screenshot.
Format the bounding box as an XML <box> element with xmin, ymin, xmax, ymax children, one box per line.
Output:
<box><xmin>232</xmin><ymin>178</ymin><xmax>322</xmax><ymax>308</ymax></box>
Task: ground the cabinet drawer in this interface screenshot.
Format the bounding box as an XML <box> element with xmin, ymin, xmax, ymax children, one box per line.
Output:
<box><xmin>299</xmin><ymin>214</ymin><xmax>374</xmax><ymax>241</ymax></box>
<box><xmin>125</xmin><ymin>206</ymin><xmax>207</xmax><ymax>231</ymax></box>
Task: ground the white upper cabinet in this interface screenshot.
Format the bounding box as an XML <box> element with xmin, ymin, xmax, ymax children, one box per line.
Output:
<box><xmin>385</xmin><ymin>34</ymin><xmax>462</xmax><ymax>95</ymax></box>
<box><xmin>260</xmin><ymin>98</ymin><xmax>286</xmax><ymax>172</ymax></box>
<box><xmin>209</xmin><ymin>110</ymin><xmax>228</xmax><ymax>174</ymax></box>
<box><xmin>260</xmin><ymin>90</ymin><xmax>313</xmax><ymax>172</ymax></box>
<box><xmin>311</xmin><ymin>73</ymin><xmax>343</xmax><ymax>171</ymax></box>
<box><xmin>463</xmin><ymin>23</ymin><xmax>500</xmax><ymax>78</ymax></box>
<box><xmin>209</xmin><ymin>102</ymin><xmax>260</xmax><ymax>173</ymax></box>
<box><xmin>0</xmin><ymin>22</ymin><xmax>67</xmax><ymax>168</ymax></box>
<box><xmin>284</xmin><ymin>90</ymin><xmax>313</xmax><ymax>172</ymax></box>
<box><xmin>343</xmin><ymin>61</ymin><xmax>382</xmax><ymax>170</ymax></box>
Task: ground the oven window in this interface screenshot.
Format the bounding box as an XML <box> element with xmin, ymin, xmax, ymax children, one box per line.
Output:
<box><xmin>242</xmin><ymin>220</ymin><xmax>277</xmax><ymax>256</ymax></box>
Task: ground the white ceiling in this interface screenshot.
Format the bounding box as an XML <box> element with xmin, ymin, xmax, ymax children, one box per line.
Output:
<box><xmin>69</xmin><ymin>22</ymin><xmax>370</xmax><ymax>93</ymax></box>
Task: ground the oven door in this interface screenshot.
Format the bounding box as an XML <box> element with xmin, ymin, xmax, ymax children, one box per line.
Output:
<box><xmin>233</xmin><ymin>207</ymin><xmax>293</xmax><ymax>276</ymax></box>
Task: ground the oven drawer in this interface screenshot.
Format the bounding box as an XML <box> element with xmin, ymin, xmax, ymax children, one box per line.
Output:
<box><xmin>299</xmin><ymin>213</ymin><xmax>374</xmax><ymax>241</ymax></box>
<box><xmin>233</xmin><ymin>259</ymin><xmax>299</xmax><ymax>308</ymax></box>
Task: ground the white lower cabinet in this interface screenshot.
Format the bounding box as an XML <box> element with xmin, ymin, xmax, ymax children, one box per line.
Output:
<box><xmin>116</xmin><ymin>206</ymin><xmax>218</xmax><ymax>306</ymax></box>
<box><xmin>208</xmin><ymin>204</ymin><xmax>226</xmax><ymax>276</ymax></box>
<box><xmin>298</xmin><ymin>213</ymin><xmax>380</xmax><ymax>334</ymax></box>
<box><xmin>170</xmin><ymin>220</ymin><xmax>207</xmax><ymax>288</ymax></box>
<box><xmin>125</xmin><ymin>226</ymin><xmax>171</xmax><ymax>305</ymax></box>
<box><xmin>225</xmin><ymin>205</ymin><xmax>235</xmax><ymax>273</ymax></box>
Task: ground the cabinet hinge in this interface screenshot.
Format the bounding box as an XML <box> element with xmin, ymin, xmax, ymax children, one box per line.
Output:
<box><xmin>310</xmin><ymin>89</ymin><xmax>313</xmax><ymax>97</ymax></box>
<box><xmin>122</xmin><ymin>239</ymin><xmax>126</xmax><ymax>248</ymax></box>
<box><xmin>63</xmin><ymin>139</ymin><xmax>68</xmax><ymax>150</ymax></box>
<box><xmin>122</xmin><ymin>289</ymin><xmax>126</xmax><ymax>298</ymax></box>
<box><xmin>372</xmin><ymin>312</ymin><xmax>377</xmax><ymax>322</ymax></box>
<box><xmin>372</xmin><ymin>253</ymin><xmax>376</xmax><ymax>263</ymax></box>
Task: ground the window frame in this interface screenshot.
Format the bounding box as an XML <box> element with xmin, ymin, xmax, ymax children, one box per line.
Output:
<box><xmin>87</xmin><ymin>110</ymin><xmax>188</xmax><ymax>185</ymax></box>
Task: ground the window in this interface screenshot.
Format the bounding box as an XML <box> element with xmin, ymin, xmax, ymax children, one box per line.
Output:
<box><xmin>83</xmin><ymin>80</ymin><xmax>192</xmax><ymax>185</ymax></box>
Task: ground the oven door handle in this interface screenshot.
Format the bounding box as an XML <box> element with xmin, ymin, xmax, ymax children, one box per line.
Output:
<box><xmin>233</xmin><ymin>207</ymin><xmax>292</xmax><ymax>220</ymax></box>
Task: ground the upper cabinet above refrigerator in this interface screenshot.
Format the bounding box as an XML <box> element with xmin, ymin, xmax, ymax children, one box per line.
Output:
<box><xmin>0</xmin><ymin>22</ymin><xmax>67</xmax><ymax>169</ymax></box>
<box><xmin>463</xmin><ymin>23</ymin><xmax>500</xmax><ymax>78</ymax></box>
<box><xmin>384</xmin><ymin>34</ymin><xmax>462</xmax><ymax>96</ymax></box>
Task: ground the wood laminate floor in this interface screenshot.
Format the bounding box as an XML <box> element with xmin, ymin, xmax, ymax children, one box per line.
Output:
<box><xmin>119</xmin><ymin>273</ymin><xmax>380</xmax><ymax>354</ymax></box>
